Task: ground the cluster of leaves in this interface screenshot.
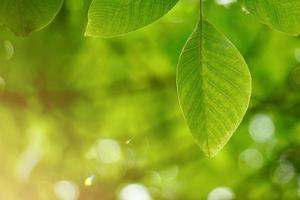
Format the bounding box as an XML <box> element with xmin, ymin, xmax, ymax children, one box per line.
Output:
<box><xmin>1</xmin><ymin>1</ymin><xmax>300</xmax><ymax>199</ymax></box>
<box><xmin>1</xmin><ymin>0</ymin><xmax>299</xmax><ymax>157</ymax></box>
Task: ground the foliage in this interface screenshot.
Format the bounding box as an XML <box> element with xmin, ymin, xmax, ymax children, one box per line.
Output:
<box><xmin>177</xmin><ymin>19</ymin><xmax>251</xmax><ymax>157</ymax></box>
<box><xmin>241</xmin><ymin>0</ymin><xmax>300</xmax><ymax>35</ymax></box>
<box><xmin>0</xmin><ymin>0</ymin><xmax>300</xmax><ymax>199</ymax></box>
<box><xmin>1</xmin><ymin>0</ymin><xmax>299</xmax><ymax>157</ymax></box>
<box><xmin>86</xmin><ymin>0</ymin><xmax>178</xmax><ymax>37</ymax></box>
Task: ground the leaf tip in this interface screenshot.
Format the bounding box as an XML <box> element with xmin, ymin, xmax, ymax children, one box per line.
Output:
<box><xmin>84</xmin><ymin>23</ymin><xmax>94</xmax><ymax>37</ymax></box>
<box><xmin>203</xmin><ymin>148</ymin><xmax>221</xmax><ymax>158</ymax></box>
<box><xmin>200</xmin><ymin>143</ymin><xmax>222</xmax><ymax>158</ymax></box>
<box><xmin>84</xmin><ymin>24</ymin><xmax>112</xmax><ymax>38</ymax></box>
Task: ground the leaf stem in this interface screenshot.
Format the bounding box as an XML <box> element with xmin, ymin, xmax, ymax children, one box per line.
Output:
<box><xmin>200</xmin><ymin>0</ymin><xmax>203</xmax><ymax>20</ymax></box>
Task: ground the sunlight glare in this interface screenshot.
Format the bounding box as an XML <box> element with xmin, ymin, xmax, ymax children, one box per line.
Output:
<box><xmin>84</xmin><ymin>175</ymin><xmax>96</xmax><ymax>186</ymax></box>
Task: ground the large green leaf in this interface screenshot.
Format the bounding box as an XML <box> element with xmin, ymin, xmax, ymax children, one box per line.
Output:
<box><xmin>0</xmin><ymin>0</ymin><xmax>63</xmax><ymax>36</ymax></box>
<box><xmin>241</xmin><ymin>0</ymin><xmax>300</xmax><ymax>35</ymax></box>
<box><xmin>86</xmin><ymin>0</ymin><xmax>178</xmax><ymax>37</ymax></box>
<box><xmin>177</xmin><ymin>20</ymin><xmax>251</xmax><ymax>157</ymax></box>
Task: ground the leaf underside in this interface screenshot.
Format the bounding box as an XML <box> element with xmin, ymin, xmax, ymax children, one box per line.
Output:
<box><xmin>177</xmin><ymin>20</ymin><xmax>251</xmax><ymax>157</ymax></box>
<box><xmin>0</xmin><ymin>0</ymin><xmax>63</xmax><ymax>36</ymax></box>
<box><xmin>86</xmin><ymin>0</ymin><xmax>179</xmax><ymax>37</ymax></box>
<box><xmin>241</xmin><ymin>0</ymin><xmax>300</xmax><ymax>35</ymax></box>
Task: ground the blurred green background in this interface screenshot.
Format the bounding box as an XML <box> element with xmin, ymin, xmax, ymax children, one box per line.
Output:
<box><xmin>0</xmin><ymin>0</ymin><xmax>300</xmax><ymax>199</ymax></box>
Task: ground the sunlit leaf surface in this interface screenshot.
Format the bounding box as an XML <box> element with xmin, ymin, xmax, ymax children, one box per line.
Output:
<box><xmin>241</xmin><ymin>0</ymin><xmax>300</xmax><ymax>35</ymax></box>
<box><xmin>86</xmin><ymin>0</ymin><xmax>178</xmax><ymax>37</ymax></box>
<box><xmin>177</xmin><ymin>20</ymin><xmax>251</xmax><ymax>157</ymax></box>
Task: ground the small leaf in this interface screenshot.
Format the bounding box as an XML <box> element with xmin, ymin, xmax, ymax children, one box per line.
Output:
<box><xmin>0</xmin><ymin>0</ymin><xmax>63</xmax><ymax>36</ymax></box>
<box><xmin>177</xmin><ymin>20</ymin><xmax>251</xmax><ymax>157</ymax></box>
<box><xmin>241</xmin><ymin>0</ymin><xmax>300</xmax><ymax>35</ymax></box>
<box><xmin>86</xmin><ymin>0</ymin><xmax>178</xmax><ymax>37</ymax></box>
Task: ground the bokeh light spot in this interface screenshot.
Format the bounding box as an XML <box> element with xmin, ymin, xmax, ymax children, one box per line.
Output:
<box><xmin>119</xmin><ymin>184</ymin><xmax>152</xmax><ymax>200</ymax></box>
<box><xmin>215</xmin><ymin>0</ymin><xmax>236</xmax><ymax>7</ymax></box>
<box><xmin>207</xmin><ymin>186</ymin><xmax>235</xmax><ymax>200</ymax></box>
<box><xmin>248</xmin><ymin>114</ymin><xmax>275</xmax><ymax>143</ymax></box>
<box><xmin>272</xmin><ymin>161</ymin><xmax>295</xmax><ymax>185</ymax></box>
<box><xmin>54</xmin><ymin>180</ymin><xmax>79</xmax><ymax>200</ymax></box>
<box><xmin>239</xmin><ymin>148</ymin><xmax>264</xmax><ymax>170</ymax></box>
<box><xmin>88</xmin><ymin>139</ymin><xmax>121</xmax><ymax>163</ymax></box>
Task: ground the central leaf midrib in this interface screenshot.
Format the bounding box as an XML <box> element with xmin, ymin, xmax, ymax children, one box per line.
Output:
<box><xmin>197</xmin><ymin>7</ymin><xmax>211</xmax><ymax>156</ymax></box>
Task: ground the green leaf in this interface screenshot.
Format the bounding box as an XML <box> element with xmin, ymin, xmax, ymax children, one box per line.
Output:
<box><xmin>177</xmin><ymin>20</ymin><xmax>251</xmax><ymax>157</ymax></box>
<box><xmin>241</xmin><ymin>0</ymin><xmax>300</xmax><ymax>35</ymax></box>
<box><xmin>0</xmin><ymin>0</ymin><xmax>63</xmax><ymax>36</ymax></box>
<box><xmin>86</xmin><ymin>0</ymin><xmax>178</xmax><ymax>37</ymax></box>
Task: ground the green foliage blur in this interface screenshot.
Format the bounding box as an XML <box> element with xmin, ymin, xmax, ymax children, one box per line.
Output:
<box><xmin>0</xmin><ymin>0</ymin><xmax>300</xmax><ymax>199</ymax></box>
